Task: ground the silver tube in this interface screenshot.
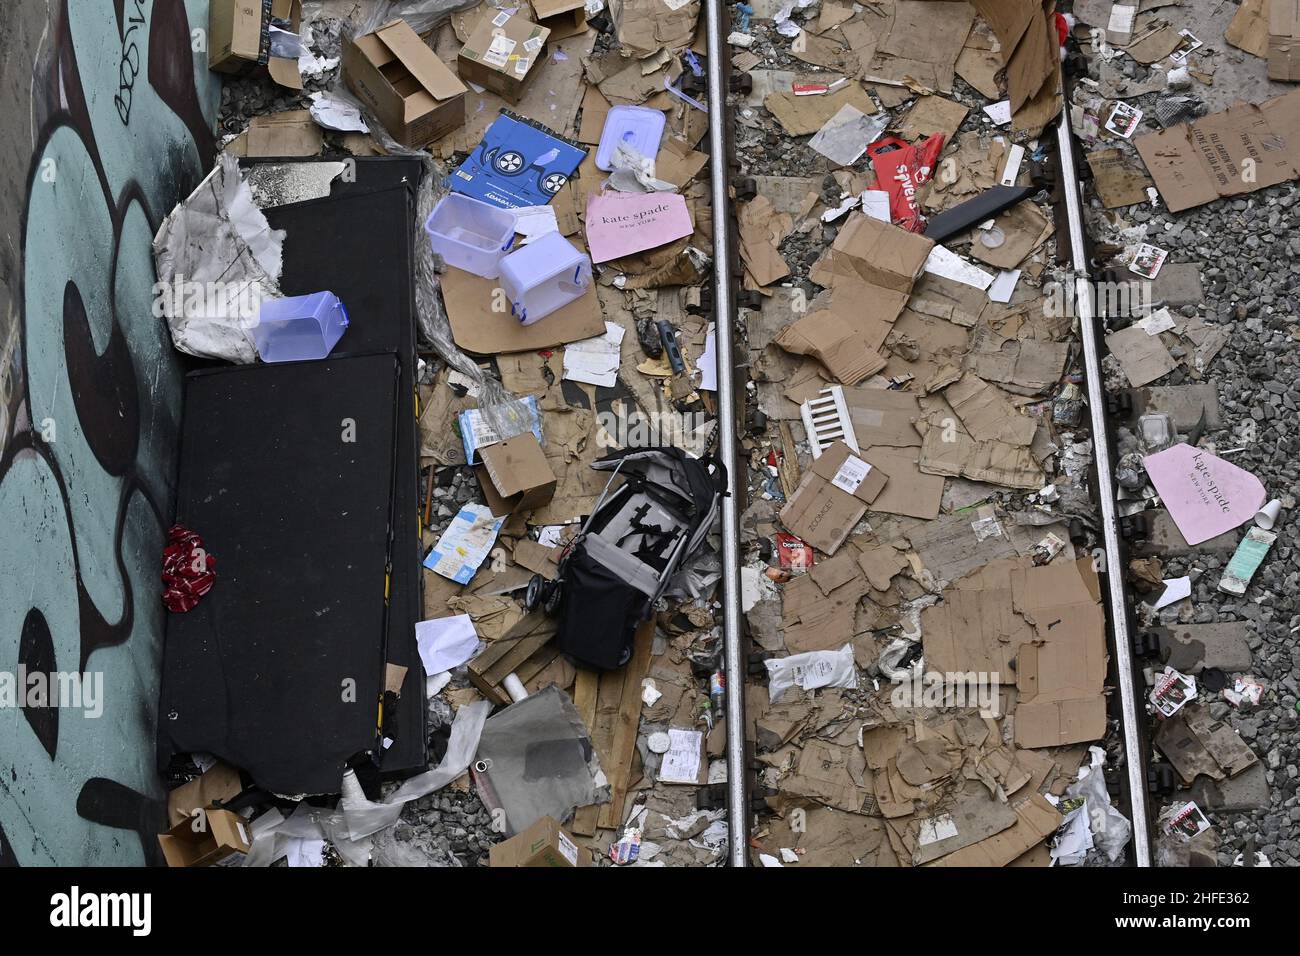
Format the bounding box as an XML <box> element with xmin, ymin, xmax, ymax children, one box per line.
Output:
<box><xmin>703</xmin><ymin>0</ymin><xmax>749</xmax><ymax>867</ymax></box>
<box><xmin>1054</xmin><ymin>110</ymin><xmax>1152</xmax><ymax>866</ymax></box>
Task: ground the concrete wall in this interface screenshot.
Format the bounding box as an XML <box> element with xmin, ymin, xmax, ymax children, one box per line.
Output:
<box><xmin>0</xmin><ymin>0</ymin><xmax>219</xmax><ymax>865</ymax></box>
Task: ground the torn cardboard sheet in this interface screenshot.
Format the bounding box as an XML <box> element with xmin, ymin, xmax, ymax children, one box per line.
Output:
<box><xmin>765</xmin><ymin>80</ymin><xmax>878</xmax><ymax>137</ymax></box>
<box><xmin>944</xmin><ymin>374</ymin><xmax>1037</xmax><ymax>446</ymax></box>
<box><xmin>775</xmin><ymin>310</ymin><xmax>886</xmax><ymax>385</ymax></box>
<box><xmin>1135</xmin><ymin>88</ymin><xmax>1300</xmax><ymax>212</ymax></box>
<box><xmin>779</xmin><ymin>441</ymin><xmax>888</xmax><ymax>554</ymax></box>
<box><xmin>1105</xmin><ymin>325</ymin><xmax>1178</xmax><ymax>387</ymax></box>
<box><xmin>860</xmin><ymin>0</ymin><xmax>975</xmax><ymax>94</ymax></box>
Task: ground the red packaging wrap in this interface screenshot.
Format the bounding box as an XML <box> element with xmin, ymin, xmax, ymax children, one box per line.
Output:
<box><xmin>867</xmin><ymin>133</ymin><xmax>945</xmax><ymax>233</ymax></box>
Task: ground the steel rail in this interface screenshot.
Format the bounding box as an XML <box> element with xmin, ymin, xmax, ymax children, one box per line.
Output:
<box><xmin>702</xmin><ymin>0</ymin><xmax>750</xmax><ymax>867</ymax></box>
<box><xmin>1054</xmin><ymin>108</ymin><xmax>1152</xmax><ymax>866</ymax></box>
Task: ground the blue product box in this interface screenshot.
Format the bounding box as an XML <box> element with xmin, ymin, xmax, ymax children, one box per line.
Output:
<box><xmin>450</xmin><ymin>112</ymin><xmax>587</xmax><ymax>209</ymax></box>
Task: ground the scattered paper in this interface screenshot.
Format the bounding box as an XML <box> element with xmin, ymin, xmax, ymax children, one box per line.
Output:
<box><xmin>415</xmin><ymin>614</ymin><xmax>480</xmax><ymax>675</ymax></box>
<box><xmin>563</xmin><ymin>321</ymin><xmax>626</xmax><ymax>387</ymax></box>
<box><xmin>988</xmin><ymin>269</ymin><xmax>1021</xmax><ymax>303</ymax></box>
<box><xmin>423</xmin><ymin>504</ymin><xmax>506</xmax><ymax>584</ymax></box>
<box><xmin>1151</xmin><ymin>666</ymin><xmax>1197</xmax><ymax>718</ymax></box>
<box><xmin>659</xmin><ymin>728</ymin><xmax>704</xmax><ymax>784</ymax></box>
<box><xmin>308</xmin><ymin>92</ymin><xmax>369</xmax><ymax>133</ymax></box>
<box><xmin>808</xmin><ymin>104</ymin><xmax>888</xmax><ymax>166</ymax></box>
<box><xmin>923</xmin><ymin>246</ymin><xmax>996</xmax><ymax>290</ymax></box>
<box><xmin>983</xmin><ymin>100</ymin><xmax>1012</xmax><ymax>125</ymax></box>
<box><xmin>1151</xmin><ymin>575</ymin><xmax>1191</xmax><ymax>611</ymax></box>
<box><xmin>585</xmin><ymin>192</ymin><xmax>694</xmax><ymax>263</ymax></box>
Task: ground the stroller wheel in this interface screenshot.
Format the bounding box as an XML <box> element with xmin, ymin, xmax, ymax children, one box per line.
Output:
<box><xmin>525</xmin><ymin>573</ymin><xmax>544</xmax><ymax>611</ymax></box>
<box><xmin>615</xmin><ymin>644</ymin><xmax>633</xmax><ymax>667</ymax></box>
<box><xmin>542</xmin><ymin>578</ymin><xmax>563</xmax><ymax>617</ymax></box>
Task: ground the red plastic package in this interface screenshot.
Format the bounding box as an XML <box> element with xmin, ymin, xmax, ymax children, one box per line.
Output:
<box><xmin>867</xmin><ymin>133</ymin><xmax>945</xmax><ymax>233</ymax></box>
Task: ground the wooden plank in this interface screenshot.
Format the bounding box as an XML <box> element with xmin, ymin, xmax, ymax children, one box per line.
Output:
<box><xmin>598</xmin><ymin>619</ymin><xmax>656</xmax><ymax>830</ymax></box>
<box><xmin>569</xmin><ymin>667</ymin><xmax>602</xmax><ymax>837</ymax></box>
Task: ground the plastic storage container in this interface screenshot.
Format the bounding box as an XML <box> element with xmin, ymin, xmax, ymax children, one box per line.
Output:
<box><xmin>498</xmin><ymin>232</ymin><xmax>592</xmax><ymax>326</ymax></box>
<box><xmin>253</xmin><ymin>292</ymin><xmax>349</xmax><ymax>363</ymax></box>
<box><xmin>596</xmin><ymin>105</ymin><xmax>666</xmax><ymax>170</ymax></box>
<box><xmin>423</xmin><ymin>193</ymin><xmax>518</xmax><ymax>278</ymax></box>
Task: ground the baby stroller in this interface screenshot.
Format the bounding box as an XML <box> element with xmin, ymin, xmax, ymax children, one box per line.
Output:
<box><xmin>525</xmin><ymin>447</ymin><xmax>726</xmax><ymax>670</ymax></box>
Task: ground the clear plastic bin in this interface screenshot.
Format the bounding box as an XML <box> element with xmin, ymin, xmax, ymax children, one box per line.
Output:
<box><xmin>498</xmin><ymin>232</ymin><xmax>592</xmax><ymax>326</ymax></box>
<box><xmin>253</xmin><ymin>292</ymin><xmax>349</xmax><ymax>363</ymax></box>
<box><xmin>423</xmin><ymin>193</ymin><xmax>518</xmax><ymax>279</ymax></box>
<box><xmin>596</xmin><ymin>105</ymin><xmax>667</xmax><ymax>170</ymax></box>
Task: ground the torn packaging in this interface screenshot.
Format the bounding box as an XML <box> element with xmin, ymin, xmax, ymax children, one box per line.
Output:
<box><xmin>1135</xmin><ymin>89</ymin><xmax>1300</xmax><ymax>213</ymax></box>
<box><xmin>765</xmin><ymin>82</ymin><xmax>879</xmax><ymax>138</ymax></box>
<box><xmin>966</xmin><ymin>0</ymin><xmax>1059</xmax><ymax>115</ymax></box>
<box><xmin>1271</xmin><ymin>0</ymin><xmax>1300</xmax><ymax>81</ymax></box>
<box><xmin>210</xmin><ymin>0</ymin><xmax>303</xmax><ymax>89</ymax></box>
<box><xmin>779</xmin><ymin>441</ymin><xmax>888</xmax><ymax>555</ymax></box>
<box><xmin>774</xmin><ymin>310</ymin><xmax>886</xmax><ymax>385</ymax></box>
<box><xmin>919</xmin><ymin>428</ymin><xmax>1044</xmax><ymax>489</ymax></box>
<box><xmin>925</xmin><ymin>793</ymin><xmax>1062</xmax><ymax>867</ymax></box>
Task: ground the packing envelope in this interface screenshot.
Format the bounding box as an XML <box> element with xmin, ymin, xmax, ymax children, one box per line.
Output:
<box><xmin>1144</xmin><ymin>443</ymin><xmax>1267</xmax><ymax>546</ymax></box>
<box><xmin>1135</xmin><ymin>88</ymin><xmax>1300</xmax><ymax>212</ymax></box>
<box><xmin>585</xmin><ymin>192</ymin><xmax>694</xmax><ymax>263</ymax></box>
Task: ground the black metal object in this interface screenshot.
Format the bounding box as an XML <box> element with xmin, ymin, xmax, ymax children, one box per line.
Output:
<box><xmin>921</xmin><ymin>185</ymin><xmax>1037</xmax><ymax>241</ymax></box>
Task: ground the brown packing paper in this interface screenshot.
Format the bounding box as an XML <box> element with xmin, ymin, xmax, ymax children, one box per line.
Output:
<box><xmin>1134</xmin><ymin>89</ymin><xmax>1300</xmax><ymax>213</ymax></box>
<box><xmin>898</xmin><ymin>95</ymin><xmax>970</xmax><ymax>145</ymax></box>
<box><xmin>764</xmin><ymin>81</ymin><xmax>878</xmax><ymax>137</ymax></box>
<box><xmin>440</xmin><ymin>266</ymin><xmax>604</xmax><ymax>354</ymax></box>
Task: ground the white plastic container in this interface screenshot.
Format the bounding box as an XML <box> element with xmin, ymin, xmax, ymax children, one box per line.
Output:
<box><xmin>423</xmin><ymin>193</ymin><xmax>518</xmax><ymax>278</ymax></box>
<box><xmin>596</xmin><ymin>105</ymin><xmax>666</xmax><ymax>170</ymax></box>
<box><xmin>498</xmin><ymin>232</ymin><xmax>592</xmax><ymax>326</ymax></box>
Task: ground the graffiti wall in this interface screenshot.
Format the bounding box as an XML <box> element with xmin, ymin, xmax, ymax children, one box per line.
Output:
<box><xmin>0</xmin><ymin>0</ymin><xmax>219</xmax><ymax>865</ymax></box>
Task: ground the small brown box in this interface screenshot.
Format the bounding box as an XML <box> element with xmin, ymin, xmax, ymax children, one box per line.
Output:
<box><xmin>531</xmin><ymin>0</ymin><xmax>588</xmax><ymax>40</ymax></box>
<box><xmin>458</xmin><ymin>13</ymin><xmax>550</xmax><ymax>104</ymax></box>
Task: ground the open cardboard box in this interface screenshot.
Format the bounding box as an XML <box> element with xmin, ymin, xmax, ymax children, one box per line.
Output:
<box><xmin>343</xmin><ymin>18</ymin><xmax>467</xmax><ymax>148</ymax></box>
<box><xmin>158</xmin><ymin>808</ymin><xmax>252</xmax><ymax>867</ymax></box>
<box><xmin>209</xmin><ymin>0</ymin><xmax>303</xmax><ymax>89</ymax></box>
<box><xmin>532</xmin><ymin>0</ymin><xmax>588</xmax><ymax>40</ymax></box>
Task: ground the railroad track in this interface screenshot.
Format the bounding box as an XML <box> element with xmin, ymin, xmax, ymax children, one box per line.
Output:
<box><xmin>705</xmin><ymin>7</ymin><xmax>1158</xmax><ymax>867</ymax></box>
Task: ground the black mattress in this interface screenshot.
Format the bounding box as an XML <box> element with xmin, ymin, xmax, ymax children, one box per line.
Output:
<box><xmin>262</xmin><ymin>159</ymin><xmax>428</xmax><ymax>778</ymax></box>
<box><xmin>159</xmin><ymin>353</ymin><xmax>399</xmax><ymax>796</ymax></box>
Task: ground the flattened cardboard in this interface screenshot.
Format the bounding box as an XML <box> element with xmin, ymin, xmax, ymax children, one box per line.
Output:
<box><xmin>489</xmin><ymin>815</ymin><xmax>587</xmax><ymax>866</ymax></box>
<box><xmin>532</xmin><ymin>0</ymin><xmax>588</xmax><ymax>40</ymax></box>
<box><xmin>764</xmin><ymin>82</ymin><xmax>878</xmax><ymax>137</ymax></box>
<box><xmin>919</xmin><ymin>428</ymin><xmax>1043</xmax><ymax>489</ymax></box>
<box><xmin>441</xmin><ymin>265</ymin><xmax>604</xmax><ymax>354</ymax></box>
<box><xmin>1270</xmin><ymin>0</ymin><xmax>1300</xmax><ymax>80</ymax></box>
<box><xmin>226</xmin><ymin>109</ymin><xmax>324</xmax><ymax>157</ymax></box>
<box><xmin>1105</xmin><ymin>325</ymin><xmax>1178</xmax><ymax>387</ymax></box>
<box><xmin>1135</xmin><ymin>89</ymin><xmax>1300</xmax><ymax>212</ymax></box>
<box><xmin>810</xmin><ymin>213</ymin><xmax>935</xmax><ymax>296</ymax></box>
<box><xmin>1227</xmin><ymin>0</ymin><xmax>1271</xmax><ymax>58</ymax></box>
<box><xmin>898</xmin><ymin>95</ymin><xmax>969</xmax><ymax>145</ymax></box>
<box><xmin>158</xmin><ymin>808</ymin><xmax>252</xmax><ymax>868</ymax></box>
<box><xmin>779</xmin><ymin>441</ymin><xmax>887</xmax><ymax>555</ymax></box>
<box><xmin>944</xmin><ymin>374</ymin><xmax>1036</xmax><ymax>446</ymax></box>
<box><xmin>926</xmin><ymin>793</ymin><xmax>1062</xmax><ymax>867</ymax></box>
<box><xmin>459</xmin><ymin>13</ymin><xmax>551</xmax><ymax>104</ymax></box>
<box><xmin>475</xmin><ymin>433</ymin><xmax>557</xmax><ymax>517</ymax></box>
<box><xmin>859</xmin><ymin>447</ymin><xmax>944</xmax><ymax>520</ymax></box>
<box><xmin>343</xmin><ymin>18</ymin><xmax>467</xmax><ymax>148</ymax></box>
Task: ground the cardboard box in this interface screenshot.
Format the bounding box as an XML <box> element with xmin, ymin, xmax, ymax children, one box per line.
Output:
<box><xmin>779</xmin><ymin>441</ymin><xmax>888</xmax><ymax>555</ymax></box>
<box><xmin>343</xmin><ymin>18</ymin><xmax>467</xmax><ymax>148</ymax></box>
<box><xmin>165</xmin><ymin>761</ymin><xmax>244</xmax><ymax>828</ymax></box>
<box><xmin>532</xmin><ymin>0</ymin><xmax>588</xmax><ymax>40</ymax></box>
<box><xmin>474</xmin><ymin>432</ymin><xmax>557</xmax><ymax>516</ymax></box>
<box><xmin>158</xmin><ymin>808</ymin><xmax>252</xmax><ymax>867</ymax></box>
<box><xmin>458</xmin><ymin>13</ymin><xmax>550</xmax><ymax>103</ymax></box>
<box><xmin>1270</xmin><ymin>0</ymin><xmax>1300</xmax><ymax>80</ymax></box>
<box><xmin>209</xmin><ymin>0</ymin><xmax>303</xmax><ymax>89</ymax></box>
<box><xmin>489</xmin><ymin>815</ymin><xmax>586</xmax><ymax>866</ymax></box>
